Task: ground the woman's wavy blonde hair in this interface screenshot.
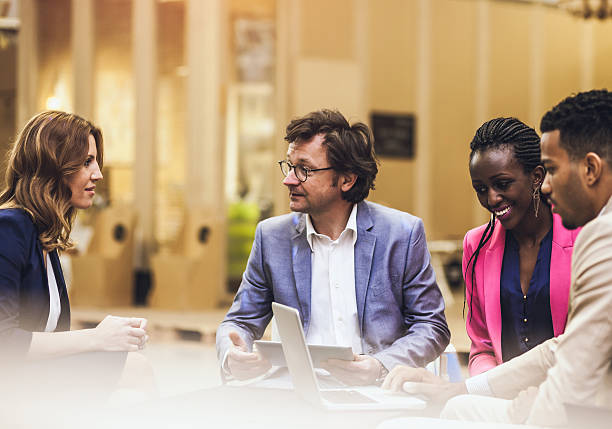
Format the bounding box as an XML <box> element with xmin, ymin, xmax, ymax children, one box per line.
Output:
<box><xmin>0</xmin><ymin>111</ymin><xmax>103</xmax><ymax>252</ymax></box>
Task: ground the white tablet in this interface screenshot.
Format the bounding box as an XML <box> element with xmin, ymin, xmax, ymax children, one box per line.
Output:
<box><xmin>254</xmin><ymin>340</ymin><xmax>353</xmax><ymax>367</ymax></box>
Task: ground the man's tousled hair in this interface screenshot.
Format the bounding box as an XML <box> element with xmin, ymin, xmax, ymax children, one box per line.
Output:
<box><xmin>284</xmin><ymin>109</ymin><xmax>378</xmax><ymax>203</ymax></box>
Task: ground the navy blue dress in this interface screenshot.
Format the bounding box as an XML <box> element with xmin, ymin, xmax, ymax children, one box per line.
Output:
<box><xmin>500</xmin><ymin>228</ymin><xmax>554</xmax><ymax>362</ymax></box>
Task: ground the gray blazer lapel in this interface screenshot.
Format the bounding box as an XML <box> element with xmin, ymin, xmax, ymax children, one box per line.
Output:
<box><xmin>354</xmin><ymin>202</ymin><xmax>375</xmax><ymax>330</ymax></box>
<box><xmin>291</xmin><ymin>214</ymin><xmax>312</xmax><ymax>331</ymax></box>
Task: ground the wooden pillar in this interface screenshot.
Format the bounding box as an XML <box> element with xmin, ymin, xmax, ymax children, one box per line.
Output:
<box><xmin>273</xmin><ymin>0</ymin><xmax>299</xmax><ymax>216</ymax></box>
<box><xmin>186</xmin><ymin>0</ymin><xmax>225</xmax><ymax>302</ymax></box>
<box><xmin>415</xmin><ymin>0</ymin><xmax>432</xmax><ymax>228</ymax></box>
<box><xmin>17</xmin><ymin>0</ymin><xmax>37</xmax><ymax>127</ymax></box>
<box><xmin>71</xmin><ymin>0</ymin><xmax>94</xmax><ymax>119</ymax></box>
<box><xmin>528</xmin><ymin>5</ymin><xmax>545</xmax><ymax>129</ymax></box>
<box><xmin>580</xmin><ymin>20</ymin><xmax>594</xmax><ymax>92</ymax></box>
<box><xmin>186</xmin><ymin>0</ymin><xmax>222</xmax><ymax>209</ymax></box>
<box><xmin>473</xmin><ymin>0</ymin><xmax>491</xmax><ymax>228</ymax></box>
<box><xmin>354</xmin><ymin>0</ymin><xmax>369</xmax><ymax>123</ymax></box>
<box><xmin>132</xmin><ymin>0</ymin><xmax>157</xmax><ymax>269</ymax></box>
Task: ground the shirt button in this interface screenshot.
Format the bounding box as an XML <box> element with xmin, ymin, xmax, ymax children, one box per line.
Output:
<box><xmin>335</xmin><ymin>283</ymin><xmax>340</xmax><ymax>289</ymax></box>
<box><xmin>523</xmin><ymin>295</ymin><xmax>527</xmax><ymax>300</ymax></box>
<box><xmin>524</xmin><ymin>337</ymin><xmax>529</xmax><ymax>342</ymax></box>
<box><xmin>523</xmin><ymin>318</ymin><xmax>527</xmax><ymax>323</ymax></box>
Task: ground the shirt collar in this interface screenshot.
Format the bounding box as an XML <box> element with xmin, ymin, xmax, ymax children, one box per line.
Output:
<box><xmin>598</xmin><ymin>195</ymin><xmax>612</xmax><ymax>218</ymax></box>
<box><xmin>306</xmin><ymin>204</ymin><xmax>358</xmax><ymax>250</ymax></box>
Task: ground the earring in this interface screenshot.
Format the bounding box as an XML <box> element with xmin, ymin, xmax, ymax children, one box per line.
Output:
<box><xmin>533</xmin><ymin>187</ymin><xmax>541</xmax><ymax>218</ymax></box>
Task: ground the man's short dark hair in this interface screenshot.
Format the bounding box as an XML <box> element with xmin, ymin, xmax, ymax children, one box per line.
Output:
<box><xmin>540</xmin><ymin>89</ymin><xmax>612</xmax><ymax>163</ymax></box>
<box><xmin>284</xmin><ymin>109</ymin><xmax>379</xmax><ymax>203</ymax></box>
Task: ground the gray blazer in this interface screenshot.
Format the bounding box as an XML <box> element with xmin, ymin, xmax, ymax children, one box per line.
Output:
<box><xmin>216</xmin><ymin>201</ymin><xmax>450</xmax><ymax>371</ymax></box>
<box><xmin>485</xmin><ymin>198</ymin><xmax>612</xmax><ymax>426</ymax></box>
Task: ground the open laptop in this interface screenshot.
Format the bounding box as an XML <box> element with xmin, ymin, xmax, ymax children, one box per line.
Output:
<box><xmin>271</xmin><ymin>302</ymin><xmax>426</xmax><ymax>411</ymax></box>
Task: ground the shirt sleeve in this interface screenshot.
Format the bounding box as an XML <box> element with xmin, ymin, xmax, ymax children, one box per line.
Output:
<box><xmin>465</xmin><ymin>372</ymin><xmax>493</xmax><ymax>396</ymax></box>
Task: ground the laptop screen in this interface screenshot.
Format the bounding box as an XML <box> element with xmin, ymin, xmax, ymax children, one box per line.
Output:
<box><xmin>272</xmin><ymin>302</ymin><xmax>323</xmax><ymax>406</ymax></box>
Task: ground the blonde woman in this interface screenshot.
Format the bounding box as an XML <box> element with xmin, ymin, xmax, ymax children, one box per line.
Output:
<box><xmin>0</xmin><ymin>111</ymin><xmax>149</xmax><ymax>397</ymax></box>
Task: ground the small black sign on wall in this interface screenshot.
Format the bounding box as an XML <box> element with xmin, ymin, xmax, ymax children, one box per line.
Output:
<box><xmin>371</xmin><ymin>112</ymin><xmax>415</xmax><ymax>159</ymax></box>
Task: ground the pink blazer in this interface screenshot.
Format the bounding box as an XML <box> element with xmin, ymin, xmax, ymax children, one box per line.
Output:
<box><xmin>463</xmin><ymin>213</ymin><xmax>580</xmax><ymax>376</ymax></box>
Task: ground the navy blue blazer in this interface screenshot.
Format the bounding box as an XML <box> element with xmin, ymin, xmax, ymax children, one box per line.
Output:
<box><xmin>0</xmin><ymin>209</ymin><xmax>70</xmax><ymax>358</ymax></box>
<box><xmin>216</xmin><ymin>201</ymin><xmax>450</xmax><ymax>371</ymax></box>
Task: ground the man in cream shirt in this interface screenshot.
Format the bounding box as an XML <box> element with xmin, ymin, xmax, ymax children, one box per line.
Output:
<box><xmin>216</xmin><ymin>109</ymin><xmax>450</xmax><ymax>385</ymax></box>
<box><xmin>383</xmin><ymin>89</ymin><xmax>612</xmax><ymax>426</ymax></box>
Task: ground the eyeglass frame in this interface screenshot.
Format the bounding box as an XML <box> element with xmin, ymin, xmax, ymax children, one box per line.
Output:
<box><xmin>278</xmin><ymin>160</ymin><xmax>334</xmax><ymax>183</ymax></box>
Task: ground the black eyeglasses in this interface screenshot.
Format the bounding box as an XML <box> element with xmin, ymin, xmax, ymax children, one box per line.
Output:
<box><xmin>278</xmin><ymin>160</ymin><xmax>334</xmax><ymax>183</ymax></box>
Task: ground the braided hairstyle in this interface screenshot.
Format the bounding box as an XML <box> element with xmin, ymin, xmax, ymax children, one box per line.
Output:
<box><xmin>464</xmin><ymin>117</ymin><xmax>543</xmax><ymax>319</ymax></box>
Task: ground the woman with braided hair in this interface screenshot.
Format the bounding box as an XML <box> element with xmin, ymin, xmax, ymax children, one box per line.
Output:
<box><xmin>463</xmin><ymin>117</ymin><xmax>579</xmax><ymax>376</ymax></box>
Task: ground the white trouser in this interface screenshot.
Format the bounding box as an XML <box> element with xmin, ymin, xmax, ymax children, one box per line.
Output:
<box><xmin>441</xmin><ymin>394</ymin><xmax>515</xmax><ymax>424</ymax></box>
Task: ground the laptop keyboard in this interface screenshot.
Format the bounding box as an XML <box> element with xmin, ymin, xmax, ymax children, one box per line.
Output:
<box><xmin>316</xmin><ymin>377</ymin><xmax>345</xmax><ymax>389</ymax></box>
<box><xmin>320</xmin><ymin>390</ymin><xmax>378</xmax><ymax>404</ymax></box>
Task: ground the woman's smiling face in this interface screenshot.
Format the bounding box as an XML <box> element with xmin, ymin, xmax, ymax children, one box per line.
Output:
<box><xmin>469</xmin><ymin>146</ymin><xmax>538</xmax><ymax>230</ymax></box>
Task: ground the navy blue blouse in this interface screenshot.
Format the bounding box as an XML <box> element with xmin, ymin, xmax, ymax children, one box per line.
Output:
<box><xmin>500</xmin><ymin>227</ymin><xmax>554</xmax><ymax>362</ymax></box>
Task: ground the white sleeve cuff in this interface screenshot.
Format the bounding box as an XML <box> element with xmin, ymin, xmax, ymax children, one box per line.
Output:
<box><xmin>465</xmin><ymin>372</ymin><xmax>493</xmax><ymax>396</ymax></box>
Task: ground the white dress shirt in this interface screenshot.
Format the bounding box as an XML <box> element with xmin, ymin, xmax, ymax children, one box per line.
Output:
<box><xmin>44</xmin><ymin>253</ymin><xmax>61</xmax><ymax>332</ymax></box>
<box><xmin>305</xmin><ymin>204</ymin><xmax>362</xmax><ymax>354</ymax></box>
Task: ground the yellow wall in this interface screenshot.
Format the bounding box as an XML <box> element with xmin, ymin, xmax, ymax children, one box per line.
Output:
<box><xmin>276</xmin><ymin>0</ymin><xmax>612</xmax><ymax>240</ymax></box>
<box><xmin>300</xmin><ymin>0</ymin><xmax>354</xmax><ymax>60</ymax></box>
<box><xmin>594</xmin><ymin>21</ymin><xmax>612</xmax><ymax>89</ymax></box>
<box><xmin>488</xmin><ymin>2</ymin><xmax>531</xmax><ymax>122</ymax></box>
<box><xmin>343</xmin><ymin>0</ymin><xmax>610</xmax><ymax>239</ymax></box>
<box><xmin>540</xmin><ymin>12</ymin><xmax>583</xmax><ymax>116</ymax></box>
<box><xmin>367</xmin><ymin>0</ymin><xmax>417</xmax><ymax>214</ymax></box>
<box><xmin>22</xmin><ymin>0</ymin><xmax>612</xmax><ymax>248</ymax></box>
<box><xmin>429</xmin><ymin>1</ymin><xmax>478</xmax><ymax>240</ymax></box>
<box><xmin>290</xmin><ymin>0</ymin><xmax>364</xmax><ymax>120</ymax></box>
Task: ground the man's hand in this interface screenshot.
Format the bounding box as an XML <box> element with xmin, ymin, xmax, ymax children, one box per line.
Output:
<box><xmin>320</xmin><ymin>354</ymin><xmax>383</xmax><ymax>386</ymax></box>
<box><xmin>226</xmin><ymin>331</ymin><xmax>271</xmax><ymax>380</ymax></box>
<box><xmin>381</xmin><ymin>365</ymin><xmax>467</xmax><ymax>403</ymax></box>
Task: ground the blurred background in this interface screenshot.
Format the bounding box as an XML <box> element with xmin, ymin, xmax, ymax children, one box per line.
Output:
<box><xmin>0</xmin><ymin>0</ymin><xmax>611</xmax><ymax>394</ymax></box>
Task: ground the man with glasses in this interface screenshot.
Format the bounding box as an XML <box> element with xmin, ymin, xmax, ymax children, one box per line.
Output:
<box><xmin>216</xmin><ymin>109</ymin><xmax>450</xmax><ymax>385</ymax></box>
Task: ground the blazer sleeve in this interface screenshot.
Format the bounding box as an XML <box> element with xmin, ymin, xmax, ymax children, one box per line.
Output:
<box><xmin>463</xmin><ymin>231</ymin><xmax>498</xmax><ymax>375</ymax></box>
<box><xmin>216</xmin><ymin>222</ymin><xmax>274</xmax><ymax>364</ymax></box>
<box><xmin>0</xmin><ymin>214</ymin><xmax>34</xmax><ymax>360</ymax></box>
<box><xmin>524</xmin><ymin>218</ymin><xmax>612</xmax><ymax>426</ymax></box>
<box><xmin>374</xmin><ymin>218</ymin><xmax>450</xmax><ymax>369</ymax></box>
